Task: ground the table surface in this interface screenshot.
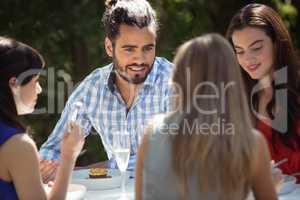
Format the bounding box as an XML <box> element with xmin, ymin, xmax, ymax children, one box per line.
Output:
<box><xmin>279</xmin><ymin>185</ymin><xmax>300</xmax><ymax>200</ymax></box>
<box><xmin>83</xmin><ymin>179</ymin><xmax>300</xmax><ymax>200</ymax></box>
<box><xmin>85</xmin><ymin>178</ymin><xmax>135</xmax><ymax>200</ymax></box>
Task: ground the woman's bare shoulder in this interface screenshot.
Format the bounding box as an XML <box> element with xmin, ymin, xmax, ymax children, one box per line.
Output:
<box><xmin>252</xmin><ymin>129</ymin><xmax>268</xmax><ymax>147</ymax></box>
<box><xmin>1</xmin><ymin>133</ymin><xmax>38</xmax><ymax>157</ymax></box>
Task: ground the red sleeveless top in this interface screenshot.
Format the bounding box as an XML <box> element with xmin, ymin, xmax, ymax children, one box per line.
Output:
<box><xmin>256</xmin><ymin>118</ymin><xmax>300</xmax><ymax>183</ymax></box>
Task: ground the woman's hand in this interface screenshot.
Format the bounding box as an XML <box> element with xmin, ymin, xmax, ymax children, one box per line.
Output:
<box><xmin>61</xmin><ymin>122</ymin><xmax>85</xmax><ymax>161</ymax></box>
<box><xmin>271</xmin><ymin>161</ymin><xmax>284</xmax><ymax>193</ymax></box>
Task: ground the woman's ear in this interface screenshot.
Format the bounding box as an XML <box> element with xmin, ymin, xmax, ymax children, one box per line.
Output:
<box><xmin>105</xmin><ymin>37</ymin><xmax>113</xmax><ymax>57</ymax></box>
<box><xmin>8</xmin><ymin>77</ymin><xmax>19</xmax><ymax>94</ymax></box>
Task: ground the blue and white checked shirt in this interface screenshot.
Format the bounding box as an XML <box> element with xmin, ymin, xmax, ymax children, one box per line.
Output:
<box><xmin>40</xmin><ymin>57</ymin><xmax>173</xmax><ymax>170</ymax></box>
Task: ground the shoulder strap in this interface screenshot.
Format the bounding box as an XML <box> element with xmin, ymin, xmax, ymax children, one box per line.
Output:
<box><xmin>0</xmin><ymin>122</ymin><xmax>23</xmax><ymax>146</ymax></box>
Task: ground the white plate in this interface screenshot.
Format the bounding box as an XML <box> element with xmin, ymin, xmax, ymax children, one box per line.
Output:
<box><xmin>44</xmin><ymin>183</ymin><xmax>86</xmax><ymax>200</ymax></box>
<box><xmin>71</xmin><ymin>169</ymin><xmax>129</xmax><ymax>190</ymax></box>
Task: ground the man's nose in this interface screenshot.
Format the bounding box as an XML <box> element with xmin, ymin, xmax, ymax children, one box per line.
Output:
<box><xmin>133</xmin><ymin>51</ymin><xmax>146</xmax><ymax>65</ymax></box>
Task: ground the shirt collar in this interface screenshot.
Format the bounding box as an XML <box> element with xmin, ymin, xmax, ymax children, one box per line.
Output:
<box><xmin>103</xmin><ymin>64</ymin><xmax>116</xmax><ymax>92</ymax></box>
<box><xmin>142</xmin><ymin>57</ymin><xmax>159</xmax><ymax>87</ymax></box>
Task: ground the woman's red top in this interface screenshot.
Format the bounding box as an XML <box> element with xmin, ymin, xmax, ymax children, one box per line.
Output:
<box><xmin>257</xmin><ymin>118</ymin><xmax>300</xmax><ymax>182</ymax></box>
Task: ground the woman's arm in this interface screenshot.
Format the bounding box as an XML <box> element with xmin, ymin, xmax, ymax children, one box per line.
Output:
<box><xmin>3</xmin><ymin>134</ymin><xmax>47</xmax><ymax>200</ymax></box>
<box><xmin>135</xmin><ymin>125</ymin><xmax>152</xmax><ymax>200</ymax></box>
<box><xmin>48</xmin><ymin>122</ymin><xmax>85</xmax><ymax>200</ymax></box>
<box><xmin>3</xmin><ymin>122</ymin><xmax>84</xmax><ymax>200</ymax></box>
<box><xmin>252</xmin><ymin>130</ymin><xmax>278</xmax><ymax>200</ymax></box>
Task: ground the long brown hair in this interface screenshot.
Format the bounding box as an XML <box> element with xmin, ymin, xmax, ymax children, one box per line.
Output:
<box><xmin>170</xmin><ymin>34</ymin><xmax>256</xmax><ymax>200</ymax></box>
<box><xmin>226</xmin><ymin>3</ymin><xmax>300</xmax><ymax>150</ymax></box>
<box><xmin>0</xmin><ymin>37</ymin><xmax>45</xmax><ymax>130</ymax></box>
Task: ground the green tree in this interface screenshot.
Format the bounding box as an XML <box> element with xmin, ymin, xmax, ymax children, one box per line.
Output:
<box><xmin>1</xmin><ymin>0</ymin><xmax>298</xmax><ymax>165</ymax></box>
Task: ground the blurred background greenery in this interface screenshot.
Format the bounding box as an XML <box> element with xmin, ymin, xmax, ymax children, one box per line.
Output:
<box><xmin>0</xmin><ymin>0</ymin><xmax>299</xmax><ymax>166</ymax></box>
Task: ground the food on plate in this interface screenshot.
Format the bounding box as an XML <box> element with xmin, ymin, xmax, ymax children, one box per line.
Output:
<box><xmin>88</xmin><ymin>168</ymin><xmax>110</xmax><ymax>179</ymax></box>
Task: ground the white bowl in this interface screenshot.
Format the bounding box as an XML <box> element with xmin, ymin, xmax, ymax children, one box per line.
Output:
<box><xmin>66</xmin><ymin>184</ymin><xmax>86</xmax><ymax>200</ymax></box>
<box><xmin>278</xmin><ymin>175</ymin><xmax>297</xmax><ymax>195</ymax></box>
<box><xmin>71</xmin><ymin>169</ymin><xmax>129</xmax><ymax>190</ymax></box>
<box><xmin>44</xmin><ymin>183</ymin><xmax>86</xmax><ymax>200</ymax></box>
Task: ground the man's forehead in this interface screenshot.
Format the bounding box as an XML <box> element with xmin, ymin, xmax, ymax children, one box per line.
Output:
<box><xmin>117</xmin><ymin>24</ymin><xmax>156</xmax><ymax>37</ymax></box>
<box><xmin>114</xmin><ymin>25</ymin><xmax>156</xmax><ymax>46</ymax></box>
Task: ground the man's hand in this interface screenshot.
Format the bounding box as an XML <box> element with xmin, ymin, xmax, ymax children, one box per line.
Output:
<box><xmin>39</xmin><ymin>160</ymin><xmax>59</xmax><ymax>183</ymax></box>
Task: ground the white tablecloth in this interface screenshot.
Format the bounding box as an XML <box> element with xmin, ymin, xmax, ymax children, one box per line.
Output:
<box><xmin>279</xmin><ymin>186</ymin><xmax>300</xmax><ymax>200</ymax></box>
<box><xmin>84</xmin><ymin>180</ymin><xmax>300</xmax><ymax>200</ymax></box>
<box><xmin>85</xmin><ymin>179</ymin><xmax>135</xmax><ymax>200</ymax></box>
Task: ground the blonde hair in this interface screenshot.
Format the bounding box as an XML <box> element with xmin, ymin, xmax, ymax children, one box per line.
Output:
<box><xmin>170</xmin><ymin>34</ymin><xmax>256</xmax><ymax>200</ymax></box>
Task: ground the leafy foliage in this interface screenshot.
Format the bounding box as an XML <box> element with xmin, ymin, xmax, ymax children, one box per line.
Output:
<box><xmin>1</xmin><ymin>0</ymin><xmax>298</xmax><ymax>165</ymax></box>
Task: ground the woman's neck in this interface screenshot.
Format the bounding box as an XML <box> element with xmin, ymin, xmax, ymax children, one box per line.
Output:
<box><xmin>257</xmin><ymin>73</ymin><xmax>274</xmax><ymax>120</ymax></box>
<box><xmin>259</xmin><ymin>73</ymin><xmax>273</xmax><ymax>89</ymax></box>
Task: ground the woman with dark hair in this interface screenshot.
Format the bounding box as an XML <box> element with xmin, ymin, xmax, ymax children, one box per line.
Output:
<box><xmin>0</xmin><ymin>37</ymin><xmax>85</xmax><ymax>200</ymax></box>
<box><xmin>226</xmin><ymin>4</ymin><xmax>300</xmax><ymax>182</ymax></box>
<box><xmin>135</xmin><ymin>34</ymin><xmax>277</xmax><ymax>200</ymax></box>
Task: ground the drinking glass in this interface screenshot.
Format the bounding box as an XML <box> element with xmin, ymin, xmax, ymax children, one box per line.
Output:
<box><xmin>110</xmin><ymin>131</ymin><xmax>131</xmax><ymax>199</ymax></box>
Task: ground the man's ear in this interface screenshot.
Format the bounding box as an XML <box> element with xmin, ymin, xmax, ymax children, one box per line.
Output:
<box><xmin>105</xmin><ymin>37</ymin><xmax>113</xmax><ymax>57</ymax></box>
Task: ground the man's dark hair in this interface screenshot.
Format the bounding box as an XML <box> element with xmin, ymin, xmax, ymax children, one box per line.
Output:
<box><xmin>102</xmin><ymin>0</ymin><xmax>158</xmax><ymax>41</ymax></box>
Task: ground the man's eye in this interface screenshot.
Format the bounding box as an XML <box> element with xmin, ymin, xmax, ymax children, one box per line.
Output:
<box><xmin>125</xmin><ymin>48</ymin><xmax>133</xmax><ymax>52</ymax></box>
<box><xmin>144</xmin><ymin>46</ymin><xmax>153</xmax><ymax>51</ymax></box>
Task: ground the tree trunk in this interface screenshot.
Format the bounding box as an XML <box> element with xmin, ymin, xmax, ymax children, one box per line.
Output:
<box><xmin>71</xmin><ymin>37</ymin><xmax>89</xmax><ymax>81</ymax></box>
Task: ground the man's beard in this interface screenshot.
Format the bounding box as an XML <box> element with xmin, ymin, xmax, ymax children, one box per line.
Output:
<box><xmin>112</xmin><ymin>55</ymin><xmax>153</xmax><ymax>85</ymax></box>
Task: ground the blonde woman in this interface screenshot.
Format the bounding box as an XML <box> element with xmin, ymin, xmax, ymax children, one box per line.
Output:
<box><xmin>135</xmin><ymin>34</ymin><xmax>277</xmax><ymax>200</ymax></box>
